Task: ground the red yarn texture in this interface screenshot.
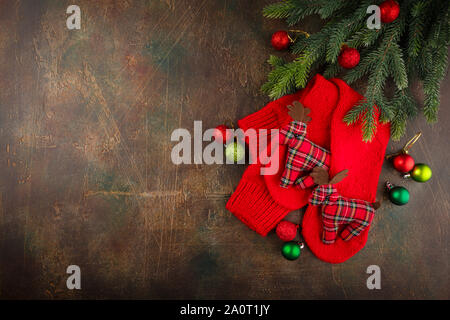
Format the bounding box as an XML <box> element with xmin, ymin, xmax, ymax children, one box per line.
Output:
<box><xmin>226</xmin><ymin>75</ymin><xmax>390</xmax><ymax>263</ymax></box>
<box><xmin>301</xmin><ymin>79</ymin><xmax>390</xmax><ymax>263</ymax></box>
<box><xmin>226</xmin><ymin>75</ymin><xmax>337</xmax><ymax>236</ymax></box>
<box><xmin>263</xmin><ymin>75</ymin><xmax>338</xmax><ymax>209</ymax></box>
<box><xmin>276</xmin><ymin>221</ymin><xmax>298</xmax><ymax>242</ymax></box>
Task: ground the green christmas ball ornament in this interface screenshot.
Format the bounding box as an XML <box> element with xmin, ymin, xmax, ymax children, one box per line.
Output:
<box><xmin>281</xmin><ymin>241</ymin><xmax>304</xmax><ymax>261</ymax></box>
<box><xmin>386</xmin><ymin>181</ymin><xmax>410</xmax><ymax>206</ymax></box>
<box><xmin>225</xmin><ymin>142</ymin><xmax>245</xmax><ymax>163</ymax></box>
<box><xmin>408</xmin><ymin>163</ymin><xmax>432</xmax><ymax>182</ymax></box>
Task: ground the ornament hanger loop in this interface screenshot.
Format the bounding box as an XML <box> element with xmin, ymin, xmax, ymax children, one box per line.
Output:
<box><xmin>386</xmin><ymin>132</ymin><xmax>422</xmax><ymax>159</ymax></box>
<box><xmin>288</xmin><ymin>29</ymin><xmax>310</xmax><ymax>38</ymax></box>
<box><xmin>402</xmin><ymin>132</ymin><xmax>422</xmax><ymax>154</ymax></box>
<box><xmin>288</xmin><ymin>29</ymin><xmax>310</xmax><ymax>42</ymax></box>
<box><xmin>224</xmin><ymin>117</ymin><xmax>235</xmax><ymax>130</ymax></box>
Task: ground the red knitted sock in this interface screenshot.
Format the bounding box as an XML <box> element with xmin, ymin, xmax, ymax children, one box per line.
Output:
<box><xmin>302</xmin><ymin>79</ymin><xmax>390</xmax><ymax>264</ymax></box>
<box><xmin>227</xmin><ymin>74</ymin><xmax>339</xmax><ymax>235</ymax></box>
<box><xmin>226</xmin><ymin>163</ymin><xmax>291</xmax><ymax>236</ymax></box>
<box><xmin>263</xmin><ymin>75</ymin><xmax>339</xmax><ymax>210</ymax></box>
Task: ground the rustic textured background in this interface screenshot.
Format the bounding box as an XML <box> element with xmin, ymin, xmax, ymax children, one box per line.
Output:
<box><xmin>0</xmin><ymin>0</ymin><xmax>448</xmax><ymax>299</ymax></box>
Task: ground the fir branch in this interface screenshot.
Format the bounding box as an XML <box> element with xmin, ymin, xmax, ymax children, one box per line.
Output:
<box><xmin>323</xmin><ymin>62</ymin><xmax>341</xmax><ymax>79</ymax></box>
<box><xmin>343</xmin><ymin>99</ymin><xmax>369</xmax><ymax>125</ymax></box>
<box><xmin>268</xmin><ymin>55</ymin><xmax>286</xmax><ymax>68</ymax></box>
<box><xmin>422</xmin><ymin>2</ymin><xmax>450</xmax><ymax>122</ymax></box>
<box><xmin>317</xmin><ymin>0</ymin><xmax>353</xmax><ymax>19</ymax></box>
<box><xmin>262</xmin><ymin>0</ymin><xmax>297</xmax><ymax>19</ymax></box>
<box><xmin>262</xmin><ymin>0</ymin><xmax>450</xmax><ymax>140</ymax></box>
<box><xmin>261</xmin><ymin>57</ymin><xmax>312</xmax><ymax>99</ymax></box>
<box><xmin>388</xmin><ymin>42</ymin><xmax>408</xmax><ymax>90</ymax></box>
<box><xmin>325</xmin><ymin>0</ymin><xmax>373</xmax><ymax>63</ymax></box>
<box><xmin>344</xmin><ymin>4</ymin><xmax>410</xmax><ymax>140</ymax></box>
<box><xmin>390</xmin><ymin>88</ymin><xmax>418</xmax><ymax>140</ymax></box>
<box><xmin>361</xmin><ymin>105</ymin><xmax>377</xmax><ymax>142</ymax></box>
<box><xmin>407</xmin><ymin>1</ymin><xmax>429</xmax><ymax>58</ymax></box>
<box><xmin>423</xmin><ymin>44</ymin><xmax>448</xmax><ymax>122</ymax></box>
<box><xmin>344</xmin><ymin>49</ymin><xmax>377</xmax><ymax>84</ymax></box>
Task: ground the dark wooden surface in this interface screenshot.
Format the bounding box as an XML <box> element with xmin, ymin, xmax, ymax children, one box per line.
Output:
<box><xmin>0</xmin><ymin>0</ymin><xmax>448</xmax><ymax>299</ymax></box>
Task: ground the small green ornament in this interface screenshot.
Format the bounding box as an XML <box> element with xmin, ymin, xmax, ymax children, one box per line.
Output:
<box><xmin>225</xmin><ymin>142</ymin><xmax>245</xmax><ymax>163</ymax></box>
<box><xmin>386</xmin><ymin>181</ymin><xmax>410</xmax><ymax>206</ymax></box>
<box><xmin>410</xmin><ymin>163</ymin><xmax>432</xmax><ymax>182</ymax></box>
<box><xmin>281</xmin><ymin>241</ymin><xmax>303</xmax><ymax>260</ymax></box>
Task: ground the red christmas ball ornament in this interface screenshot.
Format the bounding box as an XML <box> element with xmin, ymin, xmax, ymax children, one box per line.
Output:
<box><xmin>393</xmin><ymin>153</ymin><xmax>415</xmax><ymax>173</ymax></box>
<box><xmin>380</xmin><ymin>0</ymin><xmax>400</xmax><ymax>23</ymax></box>
<box><xmin>213</xmin><ymin>125</ymin><xmax>232</xmax><ymax>144</ymax></box>
<box><xmin>338</xmin><ymin>46</ymin><xmax>360</xmax><ymax>69</ymax></box>
<box><xmin>271</xmin><ymin>31</ymin><xmax>291</xmax><ymax>51</ymax></box>
<box><xmin>276</xmin><ymin>221</ymin><xmax>298</xmax><ymax>242</ymax></box>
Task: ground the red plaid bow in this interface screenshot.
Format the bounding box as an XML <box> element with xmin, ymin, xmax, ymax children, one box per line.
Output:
<box><xmin>309</xmin><ymin>185</ymin><xmax>375</xmax><ymax>244</ymax></box>
<box><xmin>279</xmin><ymin>121</ymin><xmax>331</xmax><ymax>189</ymax></box>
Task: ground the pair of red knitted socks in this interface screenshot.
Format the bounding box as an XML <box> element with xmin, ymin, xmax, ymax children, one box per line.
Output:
<box><xmin>226</xmin><ymin>74</ymin><xmax>390</xmax><ymax>263</ymax></box>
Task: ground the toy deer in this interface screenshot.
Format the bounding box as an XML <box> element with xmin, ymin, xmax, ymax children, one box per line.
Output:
<box><xmin>309</xmin><ymin>167</ymin><xmax>381</xmax><ymax>244</ymax></box>
<box><xmin>278</xmin><ymin>101</ymin><xmax>331</xmax><ymax>189</ymax></box>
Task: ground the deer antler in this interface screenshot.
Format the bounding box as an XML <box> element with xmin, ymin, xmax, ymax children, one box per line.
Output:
<box><xmin>329</xmin><ymin>169</ymin><xmax>349</xmax><ymax>185</ymax></box>
<box><xmin>311</xmin><ymin>167</ymin><xmax>349</xmax><ymax>185</ymax></box>
<box><xmin>310</xmin><ymin>167</ymin><xmax>330</xmax><ymax>185</ymax></box>
<box><xmin>287</xmin><ymin>101</ymin><xmax>311</xmax><ymax>123</ymax></box>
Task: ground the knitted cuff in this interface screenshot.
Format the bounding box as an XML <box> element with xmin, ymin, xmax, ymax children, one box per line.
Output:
<box><xmin>238</xmin><ymin>104</ymin><xmax>281</xmax><ymax>132</ymax></box>
<box><xmin>226</xmin><ymin>178</ymin><xmax>290</xmax><ymax>236</ymax></box>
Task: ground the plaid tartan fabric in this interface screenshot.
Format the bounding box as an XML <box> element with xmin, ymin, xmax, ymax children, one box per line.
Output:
<box><xmin>279</xmin><ymin>121</ymin><xmax>331</xmax><ymax>189</ymax></box>
<box><xmin>294</xmin><ymin>175</ymin><xmax>315</xmax><ymax>189</ymax></box>
<box><xmin>309</xmin><ymin>185</ymin><xmax>375</xmax><ymax>244</ymax></box>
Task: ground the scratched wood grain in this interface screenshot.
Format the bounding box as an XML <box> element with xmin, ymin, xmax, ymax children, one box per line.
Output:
<box><xmin>0</xmin><ymin>0</ymin><xmax>448</xmax><ymax>299</ymax></box>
